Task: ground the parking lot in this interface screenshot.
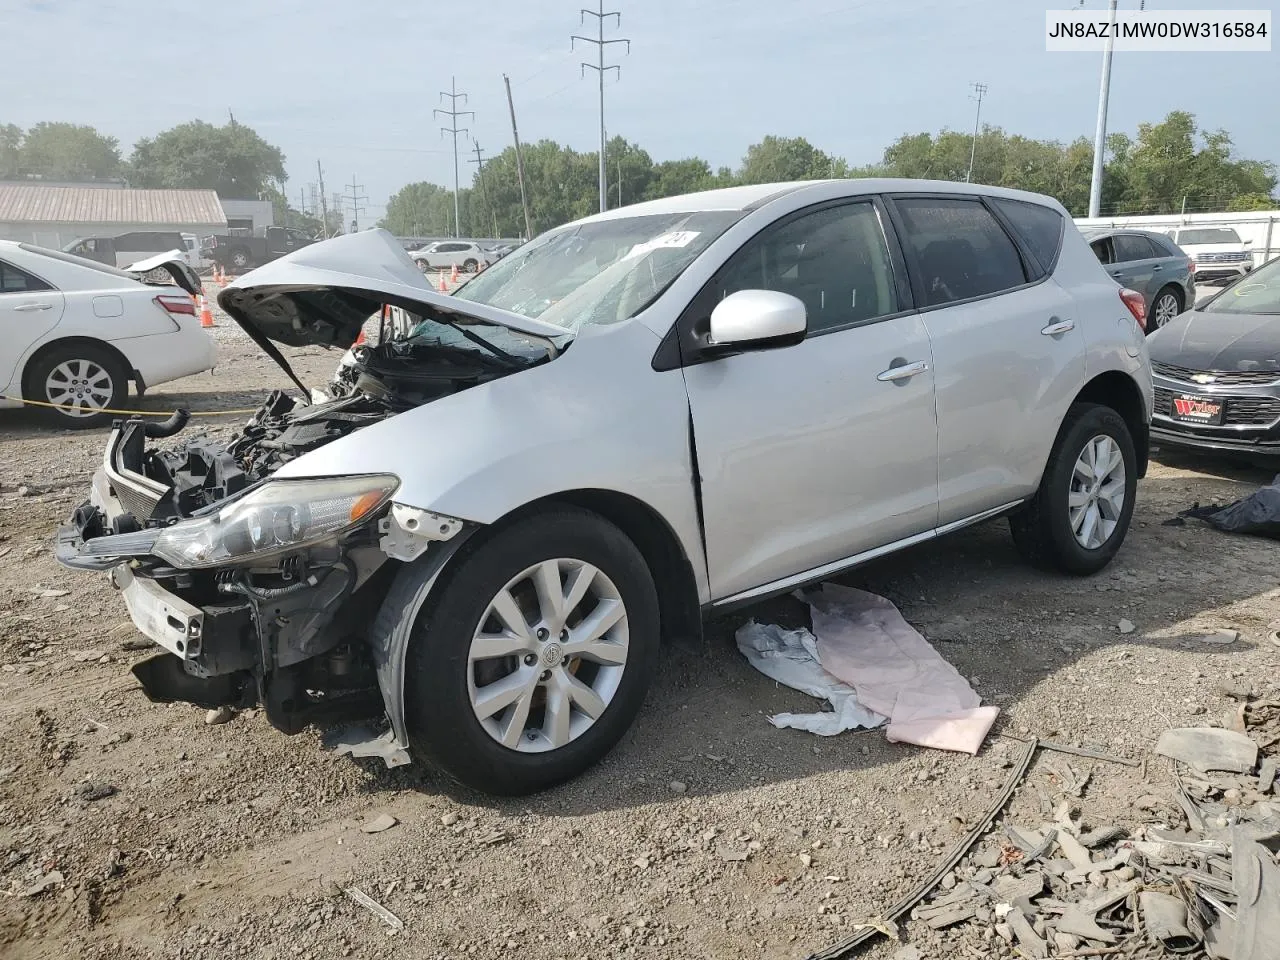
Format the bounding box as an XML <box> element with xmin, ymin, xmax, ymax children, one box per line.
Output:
<box><xmin>0</xmin><ymin>301</ymin><xmax>1277</xmax><ymax>960</ymax></box>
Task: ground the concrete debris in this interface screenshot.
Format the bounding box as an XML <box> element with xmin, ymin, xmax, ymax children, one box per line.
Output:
<box><xmin>343</xmin><ymin>885</ymin><xmax>404</xmax><ymax>932</ymax></box>
<box><xmin>1118</xmin><ymin>618</ymin><xmax>1136</xmax><ymax>635</ymax></box>
<box><xmin>884</xmin><ymin>701</ymin><xmax>1280</xmax><ymax>960</ymax></box>
<box><xmin>359</xmin><ymin>813</ymin><xmax>398</xmax><ymax>834</ymax></box>
<box><xmin>204</xmin><ymin>705</ymin><xmax>234</xmax><ymax>726</ymax></box>
<box><xmin>1155</xmin><ymin>727</ymin><xmax>1259</xmax><ymax>774</ymax></box>
<box><xmin>20</xmin><ymin>870</ymin><xmax>64</xmax><ymax>897</ymax></box>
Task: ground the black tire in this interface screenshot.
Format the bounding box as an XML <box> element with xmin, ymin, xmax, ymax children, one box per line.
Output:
<box><xmin>462</xmin><ymin>258</ymin><xmax>478</xmax><ymax>273</ymax></box>
<box><xmin>1148</xmin><ymin>286</ymin><xmax>1183</xmax><ymax>333</ymax></box>
<box><xmin>399</xmin><ymin>507</ymin><xmax>659</xmax><ymax>795</ymax></box>
<box><xmin>25</xmin><ymin>342</ymin><xmax>128</xmax><ymax>429</ymax></box>
<box><xmin>229</xmin><ymin>248</ymin><xmax>250</xmax><ymax>270</ymax></box>
<box><xmin>416</xmin><ymin>259</ymin><xmax>431</xmax><ymax>274</ymax></box>
<box><xmin>1009</xmin><ymin>403</ymin><xmax>1137</xmax><ymax>575</ymax></box>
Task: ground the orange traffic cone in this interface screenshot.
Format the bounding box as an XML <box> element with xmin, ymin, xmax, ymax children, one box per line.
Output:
<box><xmin>438</xmin><ymin>271</ymin><xmax>449</xmax><ymax>294</ymax></box>
<box><xmin>450</xmin><ymin>263</ymin><xmax>459</xmax><ymax>284</ymax></box>
<box><xmin>199</xmin><ymin>295</ymin><xmax>215</xmax><ymax>328</ymax></box>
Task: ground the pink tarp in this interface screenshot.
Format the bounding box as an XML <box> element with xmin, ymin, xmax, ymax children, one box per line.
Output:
<box><xmin>804</xmin><ymin>584</ymin><xmax>999</xmax><ymax>754</ymax></box>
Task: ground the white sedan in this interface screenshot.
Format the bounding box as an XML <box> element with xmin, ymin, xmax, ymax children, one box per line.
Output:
<box><xmin>0</xmin><ymin>241</ymin><xmax>218</xmax><ymax>428</ymax></box>
<box><xmin>408</xmin><ymin>241</ymin><xmax>490</xmax><ymax>273</ymax></box>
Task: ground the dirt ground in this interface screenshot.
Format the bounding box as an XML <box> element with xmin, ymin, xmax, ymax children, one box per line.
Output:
<box><xmin>1</xmin><ymin>310</ymin><xmax>1277</xmax><ymax>960</ymax></box>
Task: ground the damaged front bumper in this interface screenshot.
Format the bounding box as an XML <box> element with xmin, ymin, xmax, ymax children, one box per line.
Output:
<box><xmin>55</xmin><ymin>418</ymin><xmax>473</xmax><ymax>768</ymax></box>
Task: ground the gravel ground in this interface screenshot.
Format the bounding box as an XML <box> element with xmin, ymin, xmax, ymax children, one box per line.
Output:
<box><xmin>1</xmin><ymin>307</ymin><xmax>1277</xmax><ymax>960</ymax></box>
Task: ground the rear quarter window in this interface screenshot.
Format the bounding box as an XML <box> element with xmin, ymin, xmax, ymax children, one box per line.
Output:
<box><xmin>892</xmin><ymin>197</ymin><xmax>1029</xmax><ymax>307</ymax></box>
<box><xmin>992</xmin><ymin>198</ymin><xmax>1065</xmax><ymax>272</ymax></box>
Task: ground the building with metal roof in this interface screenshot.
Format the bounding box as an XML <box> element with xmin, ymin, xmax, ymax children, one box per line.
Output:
<box><xmin>0</xmin><ymin>182</ymin><xmax>228</xmax><ymax>248</ymax></box>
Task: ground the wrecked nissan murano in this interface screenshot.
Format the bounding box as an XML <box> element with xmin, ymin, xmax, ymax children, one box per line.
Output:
<box><xmin>57</xmin><ymin>180</ymin><xmax>1153</xmax><ymax>795</ymax></box>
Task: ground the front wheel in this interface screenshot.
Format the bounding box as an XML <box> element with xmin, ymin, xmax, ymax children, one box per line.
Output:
<box><xmin>229</xmin><ymin>249</ymin><xmax>250</xmax><ymax>270</ymax></box>
<box><xmin>462</xmin><ymin>258</ymin><xmax>478</xmax><ymax>272</ymax></box>
<box><xmin>1009</xmin><ymin>403</ymin><xmax>1137</xmax><ymax>575</ymax></box>
<box><xmin>400</xmin><ymin>507</ymin><xmax>660</xmax><ymax>795</ymax></box>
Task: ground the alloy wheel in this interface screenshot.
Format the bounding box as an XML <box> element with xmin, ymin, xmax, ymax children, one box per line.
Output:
<box><xmin>45</xmin><ymin>359</ymin><xmax>114</xmax><ymax>417</ymax></box>
<box><xmin>1068</xmin><ymin>435</ymin><xmax>1126</xmax><ymax>550</ymax></box>
<box><xmin>467</xmin><ymin>558</ymin><xmax>628</xmax><ymax>753</ymax></box>
<box><xmin>1151</xmin><ymin>293</ymin><xmax>1179</xmax><ymax>329</ymax></box>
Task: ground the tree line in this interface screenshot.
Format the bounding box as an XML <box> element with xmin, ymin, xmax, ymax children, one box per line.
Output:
<box><xmin>383</xmin><ymin>111</ymin><xmax>1278</xmax><ymax>238</ymax></box>
<box><xmin>3</xmin><ymin>112</ymin><xmax>1275</xmax><ymax>243</ymax></box>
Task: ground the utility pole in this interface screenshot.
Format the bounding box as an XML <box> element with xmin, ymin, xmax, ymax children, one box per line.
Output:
<box><xmin>341</xmin><ymin>175</ymin><xmax>367</xmax><ymax>232</ymax></box>
<box><xmin>1088</xmin><ymin>0</ymin><xmax>1119</xmax><ymax>218</ymax></box>
<box><xmin>503</xmin><ymin>74</ymin><xmax>534</xmax><ymax>239</ymax></box>
<box><xmin>434</xmin><ymin>76</ymin><xmax>474</xmax><ymax>238</ymax></box>
<box><xmin>572</xmin><ymin>0</ymin><xmax>630</xmax><ymax>213</ymax></box>
<box><xmin>617</xmin><ymin>156</ymin><xmax>622</xmax><ymax>207</ymax></box>
<box><xmin>965</xmin><ymin>82</ymin><xmax>988</xmax><ymax>184</ymax></box>
<box><xmin>468</xmin><ymin>143</ymin><xmax>500</xmax><ymax>239</ymax></box>
<box><xmin>316</xmin><ymin>161</ymin><xmax>329</xmax><ymax>238</ymax></box>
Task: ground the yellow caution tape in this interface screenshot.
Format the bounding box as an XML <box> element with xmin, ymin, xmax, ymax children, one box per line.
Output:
<box><xmin>2</xmin><ymin>393</ymin><xmax>259</xmax><ymax>418</ymax></box>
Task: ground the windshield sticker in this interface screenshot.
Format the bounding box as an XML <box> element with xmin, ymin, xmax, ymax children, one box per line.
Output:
<box><xmin>624</xmin><ymin>231</ymin><xmax>701</xmax><ymax>259</ymax></box>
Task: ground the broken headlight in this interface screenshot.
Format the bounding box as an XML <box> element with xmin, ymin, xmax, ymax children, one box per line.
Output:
<box><xmin>152</xmin><ymin>475</ymin><xmax>399</xmax><ymax>569</ymax></box>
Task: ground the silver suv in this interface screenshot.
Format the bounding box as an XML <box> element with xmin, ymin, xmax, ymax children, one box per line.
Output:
<box><xmin>57</xmin><ymin>180</ymin><xmax>1153</xmax><ymax>795</ymax></box>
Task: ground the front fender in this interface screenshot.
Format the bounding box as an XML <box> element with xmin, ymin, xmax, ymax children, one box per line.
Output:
<box><xmin>273</xmin><ymin>320</ymin><xmax>708</xmax><ymax>599</ymax></box>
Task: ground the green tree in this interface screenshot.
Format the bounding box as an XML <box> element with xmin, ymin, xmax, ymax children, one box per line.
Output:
<box><xmin>129</xmin><ymin>120</ymin><xmax>287</xmax><ymax>198</ymax></box>
<box><xmin>17</xmin><ymin>122</ymin><xmax>123</xmax><ymax>180</ymax></box>
<box><xmin>1225</xmin><ymin>193</ymin><xmax>1280</xmax><ymax>212</ymax></box>
<box><xmin>737</xmin><ymin>135</ymin><xmax>841</xmax><ymax>183</ymax></box>
<box><xmin>0</xmin><ymin>124</ymin><xmax>22</xmax><ymax>178</ymax></box>
<box><xmin>381</xmin><ymin>181</ymin><xmax>471</xmax><ymax>237</ymax></box>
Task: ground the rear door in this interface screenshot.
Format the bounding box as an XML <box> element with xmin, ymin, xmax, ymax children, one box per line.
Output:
<box><xmin>0</xmin><ymin>256</ymin><xmax>66</xmax><ymax>391</ymax></box>
<box><xmin>681</xmin><ymin>197</ymin><xmax>940</xmax><ymax>600</ymax></box>
<box><xmin>1109</xmin><ymin>234</ymin><xmax>1160</xmax><ymax>302</ymax></box>
<box><xmin>887</xmin><ymin>193</ymin><xmax>1085</xmax><ymax>525</ymax></box>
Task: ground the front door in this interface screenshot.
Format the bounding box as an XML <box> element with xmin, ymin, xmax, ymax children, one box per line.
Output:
<box><xmin>0</xmin><ymin>258</ymin><xmax>65</xmax><ymax>391</ymax></box>
<box><xmin>681</xmin><ymin>199</ymin><xmax>940</xmax><ymax>601</ymax></box>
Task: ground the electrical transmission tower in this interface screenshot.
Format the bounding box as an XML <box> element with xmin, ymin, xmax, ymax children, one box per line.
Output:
<box><xmin>965</xmin><ymin>82</ymin><xmax>988</xmax><ymax>184</ymax></box>
<box><xmin>572</xmin><ymin>1</ymin><xmax>630</xmax><ymax>213</ymax></box>
<box><xmin>435</xmin><ymin>76</ymin><xmax>474</xmax><ymax>238</ymax></box>
<box><xmin>341</xmin><ymin>175</ymin><xmax>367</xmax><ymax>232</ymax></box>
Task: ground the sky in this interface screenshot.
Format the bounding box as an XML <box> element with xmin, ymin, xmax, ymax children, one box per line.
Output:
<box><xmin>2</xmin><ymin>0</ymin><xmax>1275</xmax><ymax>224</ymax></box>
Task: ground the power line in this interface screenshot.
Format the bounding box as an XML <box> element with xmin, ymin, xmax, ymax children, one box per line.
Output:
<box><xmin>572</xmin><ymin>0</ymin><xmax>630</xmax><ymax>214</ymax></box>
<box><xmin>434</xmin><ymin>76</ymin><xmax>474</xmax><ymax>238</ymax></box>
<box><xmin>965</xmin><ymin>82</ymin><xmax>987</xmax><ymax>183</ymax></box>
<box><xmin>341</xmin><ymin>175</ymin><xmax>367</xmax><ymax>232</ymax></box>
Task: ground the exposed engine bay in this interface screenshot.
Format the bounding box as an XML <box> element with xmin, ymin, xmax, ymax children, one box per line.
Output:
<box><xmin>55</xmin><ymin>308</ymin><xmax>555</xmax><ymax>755</ymax></box>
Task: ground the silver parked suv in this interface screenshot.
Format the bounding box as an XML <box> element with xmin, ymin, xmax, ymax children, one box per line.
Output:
<box><xmin>57</xmin><ymin>180</ymin><xmax>1154</xmax><ymax>795</ymax></box>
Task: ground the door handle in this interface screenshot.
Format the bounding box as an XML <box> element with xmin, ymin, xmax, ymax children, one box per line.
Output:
<box><xmin>1152</xmin><ymin>264</ymin><xmax>1163</xmax><ymax>271</ymax></box>
<box><xmin>877</xmin><ymin>360</ymin><xmax>930</xmax><ymax>382</ymax></box>
<box><xmin>1041</xmin><ymin>318</ymin><xmax>1075</xmax><ymax>336</ymax></box>
<box><xmin>1110</xmin><ymin>270</ymin><xmax>1123</xmax><ymax>277</ymax></box>
<box><xmin>12</xmin><ymin>302</ymin><xmax>53</xmax><ymax>312</ymax></box>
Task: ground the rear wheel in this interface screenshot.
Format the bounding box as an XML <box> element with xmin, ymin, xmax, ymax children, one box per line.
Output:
<box><xmin>1149</xmin><ymin>286</ymin><xmax>1182</xmax><ymax>332</ymax></box>
<box><xmin>26</xmin><ymin>343</ymin><xmax>128</xmax><ymax>429</ymax></box>
<box><xmin>401</xmin><ymin>507</ymin><xmax>659</xmax><ymax>795</ymax></box>
<box><xmin>463</xmin><ymin>258</ymin><xmax>478</xmax><ymax>272</ymax></box>
<box><xmin>229</xmin><ymin>248</ymin><xmax>250</xmax><ymax>270</ymax></box>
<box><xmin>1009</xmin><ymin>403</ymin><xmax>1137</xmax><ymax>575</ymax></box>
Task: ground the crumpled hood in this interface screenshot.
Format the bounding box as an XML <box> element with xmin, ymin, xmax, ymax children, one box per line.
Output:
<box><xmin>1149</xmin><ymin>308</ymin><xmax>1280</xmax><ymax>372</ymax></box>
<box><xmin>217</xmin><ymin>228</ymin><xmax>565</xmax><ymax>348</ymax></box>
<box><xmin>122</xmin><ymin>252</ymin><xmax>203</xmax><ymax>298</ymax></box>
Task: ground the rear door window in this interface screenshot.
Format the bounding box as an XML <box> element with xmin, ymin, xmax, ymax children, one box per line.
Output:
<box><xmin>1112</xmin><ymin>235</ymin><xmax>1158</xmax><ymax>262</ymax></box>
<box><xmin>992</xmin><ymin>198</ymin><xmax>1064</xmax><ymax>272</ymax></box>
<box><xmin>891</xmin><ymin>197</ymin><xmax>1028</xmax><ymax>307</ymax></box>
<box><xmin>0</xmin><ymin>259</ymin><xmax>53</xmax><ymax>293</ymax></box>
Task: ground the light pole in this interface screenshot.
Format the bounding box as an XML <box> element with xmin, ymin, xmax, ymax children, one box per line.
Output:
<box><xmin>1088</xmin><ymin>0</ymin><xmax>1119</xmax><ymax>218</ymax></box>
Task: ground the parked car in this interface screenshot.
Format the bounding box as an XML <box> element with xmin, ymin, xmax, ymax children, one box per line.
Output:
<box><xmin>409</xmin><ymin>240</ymin><xmax>490</xmax><ymax>272</ymax></box>
<box><xmin>1147</xmin><ymin>253</ymin><xmax>1280</xmax><ymax>459</ymax></box>
<box><xmin>1164</xmin><ymin>226</ymin><xmax>1254</xmax><ymax>284</ymax></box>
<box><xmin>55</xmin><ymin>181</ymin><xmax>1152</xmax><ymax>795</ymax></box>
<box><xmin>203</xmin><ymin>226</ymin><xmax>317</xmax><ymax>271</ymax></box>
<box><xmin>63</xmin><ymin>231</ymin><xmax>194</xmax><ymax>270</ymax></box>
<box><xmin>1082</xmin><ymin>228</ymin><xmax>1195</xmax><ymax>332</ymax></box>
<box><xmin>0</xmin><ymin>241</ymin><xmax>217</xmax><ymax>427</ymax></box>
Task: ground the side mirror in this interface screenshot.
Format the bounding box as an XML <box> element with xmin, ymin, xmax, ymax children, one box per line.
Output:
<box><xmin>708</xmin><ymin>289</ymin><xmax>807</xmax><ymax>350</ymax></box>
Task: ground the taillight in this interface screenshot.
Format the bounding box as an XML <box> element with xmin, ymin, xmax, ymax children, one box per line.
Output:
<box><xmin>154</xmin><ymin>294</ymin><xmax>196</xmax><ymax>317</ymax></box>
<box><xmin>1119</xmin><ymin>288</ymin><xmax>1146</xmax><ymax>332</ymax></box>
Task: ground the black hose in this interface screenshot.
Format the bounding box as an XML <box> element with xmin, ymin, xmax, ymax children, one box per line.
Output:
<box><xmin>143</xmin><ymin>409</ymin><xmax>191</xmax><ymax>438</ymax></box>
<box><xmin>219</xmin><ymin>574</ymin><xmax>318</xmax><ymax>600</ymax></box>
